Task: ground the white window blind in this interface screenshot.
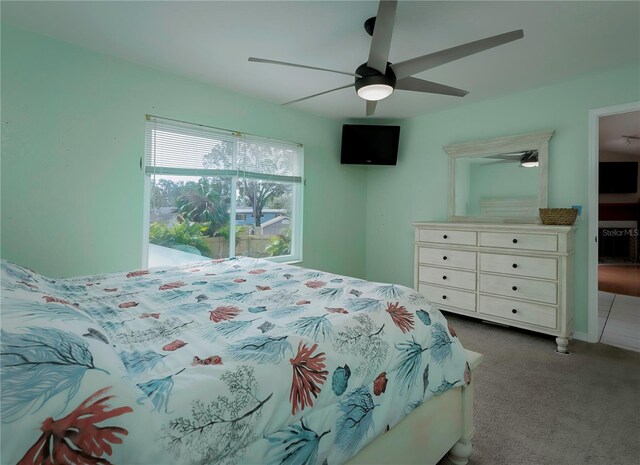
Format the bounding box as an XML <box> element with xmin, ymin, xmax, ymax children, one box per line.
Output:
<box><xmin>144</xmin><ymin>116</ymin><xmax>303</xmax><ymax>183</ymax></box>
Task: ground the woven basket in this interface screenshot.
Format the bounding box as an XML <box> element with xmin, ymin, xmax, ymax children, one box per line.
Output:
<box><xmin>539</xmin><ymin>208</ymin><xmax>578</xmax><ymax>225</ymax></box>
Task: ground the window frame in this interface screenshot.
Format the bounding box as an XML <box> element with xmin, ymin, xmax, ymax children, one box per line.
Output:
<box><xmin>142</xmin><ymin>116</ymin><xmax>304</xmax><ymax>266</ymax></box>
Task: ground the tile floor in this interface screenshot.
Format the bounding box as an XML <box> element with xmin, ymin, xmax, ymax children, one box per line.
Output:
<box><xmin>598</xmin><ymin>291</ymin><xmax>640</xmax><ymax>352</ymax></box>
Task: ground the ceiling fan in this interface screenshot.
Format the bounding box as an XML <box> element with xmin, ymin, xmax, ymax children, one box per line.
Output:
<box><xmin>249</xmin><ymin>0</ymin><xmax>523</xmax><ymax>116</ymax></box>
<box><xmin>484</xmin><ymin>150</ymin><xmax>539</xmax><ymax>167</ymax></box>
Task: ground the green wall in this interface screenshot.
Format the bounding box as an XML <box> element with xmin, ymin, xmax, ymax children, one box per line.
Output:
<box><xmin>0</xmin><ymin>25</ymin><xmax>367</xmax><ymax>278</ymax></box>
<box><xmin>365</xmin><ymin>64</ymin><xmax>640</xmax><ymax>335</ymax></box>
<box><xmin>3</xmin><ymin>23</ymin><xmax>640</xmax><ymax>336</ymax></box>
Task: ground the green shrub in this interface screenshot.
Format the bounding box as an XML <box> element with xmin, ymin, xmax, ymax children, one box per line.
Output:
<box><xmin>149</xmin><ymin>221</ymin><xmax>210</xmax><ymax>256</ymax></box>
<box><xmin>214</xmin><ymin>224</ymin><xmax>246</xmax><ymax>243</ymax></box>
<box><xmin>266</xmin><ymin>228</ymin><xmax>291</xmax><ymax>257</ymax></box>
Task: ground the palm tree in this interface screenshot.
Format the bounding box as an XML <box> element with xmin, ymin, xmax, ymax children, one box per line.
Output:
<box><xmin>175</xmin><ymin>177</ymin><xmax>230</xmax><ymax>234</ymax></box>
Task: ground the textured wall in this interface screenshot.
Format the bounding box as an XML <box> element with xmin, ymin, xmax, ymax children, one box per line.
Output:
<box><xmin>1</xmin><ymin>25</ymin><xmax>367</xmax><ymax>278</ymax></box>
<box><xmin>4</xmin><ymin>23</ymin><xmax>640</xmax><ymax>337</ymax></box>
<box><xmin>364</xmin><ymin>65</ymin><xmax>640</xmax><ymax>335</ymax></box>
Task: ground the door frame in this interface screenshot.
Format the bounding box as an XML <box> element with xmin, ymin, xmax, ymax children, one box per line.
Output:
<box><xmin>587</xmin><ymin>101</ymin><xmax>640</xmax><ymax>342</ymax></box>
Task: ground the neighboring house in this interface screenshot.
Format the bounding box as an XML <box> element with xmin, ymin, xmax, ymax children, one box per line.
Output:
<box><xmin>235</xmin><ymin>207</ymin><xmax>287</xmax><ymax>227</ymax></box>
<box><xmin>261</xmin><ymin>215</ymin><xmax>290</xmax><ymax>236</ymax></box>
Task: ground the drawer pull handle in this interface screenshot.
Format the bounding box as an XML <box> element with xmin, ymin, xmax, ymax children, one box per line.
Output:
<box><xmin>443</xmin><ymin>234</ymin><xmax>448</xmax><ymax>239</ymax></box>
<box><xmin>442</xmin><ymin>295</ymin><xmax>447</xmax><ymax>300</ymax></box>
<box><xmin>512</xmin><ymin>309</ymin><xmax>517</xmax><ymax>314</ymax></box>
<box><xmin>512</xmin><ymin>286</ymin><xmax>518</xmax><ymax>291</ymax></box>
<box><xmin>512</xmin><ymin>263</ymin><xmax>518</xmax><ymax>268</ymax></box>
<box><xmin>443</xmin><ymin>256</ymin><xmax>448</xmax><ymax>261</ymax></box>
<box><xmin>512</xmin><ymin>238</ymin><xmax>518</xmax><ymax>244</ymax></box>
<box><xmin>442</xmin><ymin>275</ymin><xmax>447</xmax><ymax>280</ymax></box>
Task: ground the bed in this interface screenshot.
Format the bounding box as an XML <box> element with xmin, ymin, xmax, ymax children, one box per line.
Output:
<box><xmin>0</xmin><ymin>257</ymin><xmax>481</xmax><ymax>465</ymax></box>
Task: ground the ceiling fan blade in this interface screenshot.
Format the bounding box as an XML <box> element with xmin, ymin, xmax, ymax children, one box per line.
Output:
<box><xmin>249</xmin><ymin>57</ymin><xmax>361</xmax><ymax>78</ymax></box>
<box><xmin>486</xmin><ymin>150</ymin><xmax>533</xmax><ymax>160</ymax></box>
<box><xmin>283</xmin><ymin>83</ymin><xmax>355</xmax><ymax>105</ymax></box>
<box><xmin>391</xmin><ymin>29</ymin><xmax>524</xmax><ymax>79</ymax></box>
<box><xmin>487</xmin><ymin>159</ymin><xmax>516</xmax><ymax>165</ymax></box>
<box><xmin>367</xmin><ymin>0</ymin><xmax>398</xmax><ymax>74</ymax></box>
<box><xmin>366</xmin><ymin>100</ymin><xmax>378</xmax><ymax>116</ymax></box>
<box><xmin>395</xmin><ymin>77</ymin><xmax>468</xmax><ymax>97</ymax></box>
<box><xmin>487</xmin><ymin>154</ymin><xmax>521</xmax><ymax>160</ymax></box>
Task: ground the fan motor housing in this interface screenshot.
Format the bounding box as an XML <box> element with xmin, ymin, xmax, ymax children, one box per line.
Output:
<box><xmin>364</xmin><ymin>16</ymin><xmax>376</xmax><ymax>36</ymax></box>
<box><xmin>354</xmin><ymin>62</ymin><xmax>397</xmax><ymax>92</ymax></box>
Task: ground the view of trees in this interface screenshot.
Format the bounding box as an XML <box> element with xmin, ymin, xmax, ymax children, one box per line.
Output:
<box><xmin>149</xmin><ymin>174</ymin><xmax>291</xmax><ymax>257</ymax></box>
<box><xmin>174</xmin><ymin>177</ymin><xmax>231</xmax><ymax>235</ymax></box>
<box><xmin>146</xmin><ymin>123</ymin><xmax>300</xmax><ymax>260</ymax></box>
<box><xmin>238</xmin><ymin>179</ymin><xmax>287</xmax><ymax>227</ymax></box>
<box><xmin>203</xmin><ymin>140</ymin><xmax>293</xmax><ymax>227</ymax></box>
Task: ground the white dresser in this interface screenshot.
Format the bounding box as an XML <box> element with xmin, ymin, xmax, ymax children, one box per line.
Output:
<box><xmin>414</xmin><ymin>222</ymin><xmax>575</xmax><ymax>353</ymax></box>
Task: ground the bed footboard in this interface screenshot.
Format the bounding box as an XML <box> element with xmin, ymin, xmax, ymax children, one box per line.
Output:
<box><xmin>347</xmin><ymin>349</ymin><xmax>483</xmax><ymax>465</ymax></box>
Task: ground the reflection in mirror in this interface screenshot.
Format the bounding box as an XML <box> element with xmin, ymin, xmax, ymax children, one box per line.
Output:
<box><xmin>454</xmin><ymin>151</ymin><xmax>540</xmax><ymax>217</ymax></box>
<box><xmin>445</xmin><ymin>131</ymin><xmax>554</xmax><ymax>223</ymax></box>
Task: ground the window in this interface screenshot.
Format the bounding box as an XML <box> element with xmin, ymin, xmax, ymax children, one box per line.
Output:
<box><xmin>143</xmin><ymin>116</ymin><xmax>303</xmax><ymax>267</ymax></box>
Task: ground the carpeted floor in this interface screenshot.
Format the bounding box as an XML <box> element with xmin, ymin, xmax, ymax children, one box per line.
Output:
<box><xmin>437</xmin><ymin>313</ymin><xmax>640</xmax><ymax>465</ymax></box>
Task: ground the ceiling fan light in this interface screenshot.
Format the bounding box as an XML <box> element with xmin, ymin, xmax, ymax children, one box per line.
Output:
<box><xmin>521</xmin><ymin>161</ymin><xmax>539</xmax><ymax>168</ymax></box>
<box><xmin>354</xmin><ymin>65</ymin><xmax>396</xmax><ymax>102</ymax></box>
<box><xmin>357</xmin><ymin>84</ymin><xmax>394</xmax><ymax>101</ymax></box>
<box><xmin>520</xmin><ymin>150</ymin><xmax>539</xmax><ymax>168</ymax></box>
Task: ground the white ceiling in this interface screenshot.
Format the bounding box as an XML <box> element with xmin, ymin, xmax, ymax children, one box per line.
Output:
<box><xmin>600</xmin><ymin>110</ymin><xmax>640</xmax><ymax>156</ymax></box>
<box><xmin>2</xmin><ymin>1</ymin><xmax>639</xmax><ymax>121</ymax></box>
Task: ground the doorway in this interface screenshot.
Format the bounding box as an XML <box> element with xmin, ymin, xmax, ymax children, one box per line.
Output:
<box><xmin>588</xmin><ymin>102</ymin><xmax>640</xmax><ymax>351</ymax></box>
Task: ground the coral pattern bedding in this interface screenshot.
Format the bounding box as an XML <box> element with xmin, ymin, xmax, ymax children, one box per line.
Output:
<box><xmin>1</xmin><ymin>257</ymin><xmax>469</xmax><ymax>465</ymax></box>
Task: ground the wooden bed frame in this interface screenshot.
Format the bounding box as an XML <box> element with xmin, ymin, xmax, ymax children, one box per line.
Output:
<box><xmin>347</xmin><ymin>350</ymin><xmax>483</xmax><ymax>465</ymax></box>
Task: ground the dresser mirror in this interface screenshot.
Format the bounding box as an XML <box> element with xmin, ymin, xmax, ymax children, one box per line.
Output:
<box><xmin>444</xmin><ymin>130</ymin><xmax>554</xmax><ymax>223</ymax></box>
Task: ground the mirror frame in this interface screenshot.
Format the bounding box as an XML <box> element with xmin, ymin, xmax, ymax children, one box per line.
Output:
<box><xmin>444</xmin><ymin>130</ymin><xmax>554</xmax><ymax>223</ymax></box>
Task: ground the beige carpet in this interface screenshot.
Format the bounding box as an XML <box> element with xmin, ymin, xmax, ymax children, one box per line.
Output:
<box><xmin>438</xmin><ymin>313</ymin><xmax>640</xmax><ymax>465</ymax></box>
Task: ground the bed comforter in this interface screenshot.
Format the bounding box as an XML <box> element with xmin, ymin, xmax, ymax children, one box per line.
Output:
<box><xmin>1</xmin><ymin>257</ymin><xmax>469</xmax><ymax>465</ymax></box>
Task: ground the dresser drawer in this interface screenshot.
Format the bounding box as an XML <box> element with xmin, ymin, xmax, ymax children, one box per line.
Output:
<box><xmin>480</xmin><ymin>273</ymin><xmax>557</xmax><ymax>304</ymax></box>
<box><xmin>418</xmin><ymin>229</ymin><xmax>477</xmax><ymax>246</ymax></box>
<box><xmin>479</xmin><ymin>232</ymin><xmax>558</xmax><ymax>252</ymax></box>
<box><xmin>418</xmin><ymin>248</ymin><xmax>476</xmax><ymax>270</ymax></box>
<box><xmin>419</xmin><ymin>266</ymin><xmax>476</xmax><ymax>291</ymax></box>
<box><xmin>479</xmin><ymin>295</ymin><xmax>557</xmax><ymax>329</ymax></box>
<box><xmin>480</xmin><ymin>253</ymin><xmax>557</xmax><ymax>280</ymax></box>
<box><xmin>418</xmin><ymin>284</ymin><xmax>476</xmax><ymax>311</ymax></box>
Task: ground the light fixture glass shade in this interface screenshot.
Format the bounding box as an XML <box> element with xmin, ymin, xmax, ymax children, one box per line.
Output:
<box><xmin>521</xmin><ymin>161</ymin><xmax>539</xmax><ymax>168</ymax></box>
<box><xmin>519</xmin><ymin>150</ymin><xmax>539</xmax><ymax>168</ymax></box>
<box><xmin>357</xmin><ymin>84</ymin><xmax>394</xmax><ymax>101</ymax></box>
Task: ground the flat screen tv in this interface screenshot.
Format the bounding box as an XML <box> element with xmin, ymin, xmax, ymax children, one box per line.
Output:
<box><xmin>599</xmin><ymin>162</ymin><xmax>638</xmax><ymax>193</ymax></box>
<box><xmin>341</xmin><ymin>124</ymin><xmax>400</xmax><ymax>165</ymax></box>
